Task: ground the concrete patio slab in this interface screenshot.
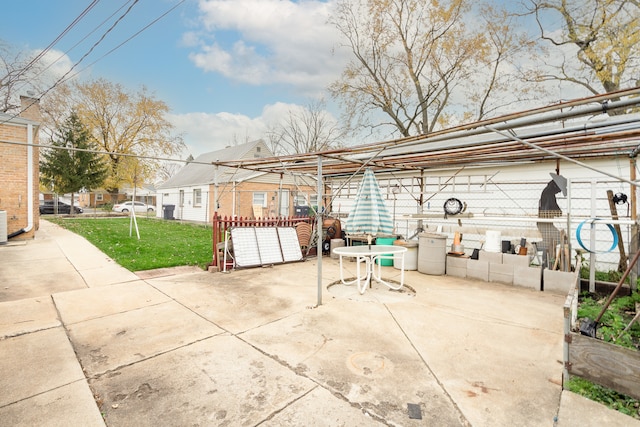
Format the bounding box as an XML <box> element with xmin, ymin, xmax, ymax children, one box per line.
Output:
<box><xmin>0</xmin><ymin>296</ymin><xmax>60</xmax><ymax>338</ymax></box>
<box><xmin>148</xmin><ymin>270</ymin><xmax>321</xmax><ymax>334</ymax></box>
<box><xmin>90</xmin><ymin>335</ymin><xmax>316</xmax><ymax>426</ymax></box>
<box><xmin>53</xmin><ymin>280</ymin><xmax>171</xmax><ymax>325</ymax></box>
<box><xmin>262</xmin><ymin>386</ymin><xmax>386</xmax><ymax>426</ymax></box>
<box><xmin>390</xmin><ymin>297</ymin><xmax>563</xmax><ymax>426</ymax></box>
<box><xmin>65</xmin><ymin>300</ymin><xmax>225</xmax><ymax>376</ymax></box>
<box><xmin>0</xmin><ymin>327</ymin><xmax>85</xmax><ymax>407</ymax></box>
<box><xmin>0</xmin><ymin>225</ymin><xmax>86</xmax><ymax>301</ymax></box>
<box><xmin>240</xmin><ymin>297</ymin><xmax>467</xmax><ymax>426</ymax></box>
<box><xmin>0</xmin><ymin>380</ymin><xmax>105</xmax><ymax>427</ymax></box>
<box><xmin>2</xmin><ymin>220</ymin><xmax>640</xmax><ymax>426</ymax></box>
<box><xmin>77</xmin><ymin>266</ymin><xmax>141</xmax><ymax>288</ymax></box>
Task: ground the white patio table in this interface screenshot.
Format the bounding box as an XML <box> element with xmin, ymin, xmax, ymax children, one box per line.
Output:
<box><xmin>333</xmin><ymin>245</ymin><xmax>407</xmax><ymax>294</ymax></box>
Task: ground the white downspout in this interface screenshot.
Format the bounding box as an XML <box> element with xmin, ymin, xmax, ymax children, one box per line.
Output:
<box><xmin>24</xmin><ymin>123</ymin><xmax>34</xmax><ymax>232</ymax></box>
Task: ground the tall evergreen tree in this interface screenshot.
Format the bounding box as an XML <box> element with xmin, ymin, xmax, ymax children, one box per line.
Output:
<box><xmin>40</xmin><ymin>112</ymin><xmax>109</xmax><ymax>213</ymax></box>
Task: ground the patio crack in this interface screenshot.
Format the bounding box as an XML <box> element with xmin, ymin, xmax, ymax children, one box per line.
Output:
<box><xmin>384</xmin><ymin>304</ymin><xmax>472</xmax><ymax>427</ymax></box>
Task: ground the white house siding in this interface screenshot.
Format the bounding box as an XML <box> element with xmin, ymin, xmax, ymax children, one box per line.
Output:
<box><xmin>329</xmin><ymin>158</ymin><xmax>636</xmax><ymax>271</ymax></box>
<box><xmin>156</xmin><ymin>185</ymin><xmax>210</xmax><ymax>223</ymax></box>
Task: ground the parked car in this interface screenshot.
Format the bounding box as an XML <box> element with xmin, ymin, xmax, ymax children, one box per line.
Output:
<box><xmin>39</xmin><ymin>200</ymin><xmax>83</xmax><ymax>215</ymax></box>
<box><xmin>112</xmin><ymin>201</ymin><xmax>155</xmax><ymax>213</ymax></box>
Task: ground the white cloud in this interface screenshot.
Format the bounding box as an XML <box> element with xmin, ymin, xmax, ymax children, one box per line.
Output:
<box><xmin>168</xmin><ymin>101</ymin><xmax>349</xmax><ymax>158</ymax></box>
<box><xmin>39</xmin><ymin>49</ymin><xmax>75</xmax><ymax>81</ymax></box>
<box><xmin>168</xmin><ymin>110</ymin><xmax>267</xmax><ymax>157</ymax></box>
<box><xmin>190</xmin><ymin>0</ymin><xmax>347</xmax><ymax>94</ymax></box>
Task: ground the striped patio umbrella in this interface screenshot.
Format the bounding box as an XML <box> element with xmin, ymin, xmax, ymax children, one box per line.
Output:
<box><xmin>345</xmin><ymin>169</ymin><xmax>394</xmax><ymax>235</ymax></box>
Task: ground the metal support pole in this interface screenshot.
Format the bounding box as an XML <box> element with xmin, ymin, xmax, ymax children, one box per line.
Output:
<box><xmin>317</xmin><ymin>155</ymin><xmax>323</xmax><ymax>306</ymax></box>
<box><xmin>589</xmin><ymin>180</ymin><xmax>597</xmax><ymax>292</ymax></box>
<box><xmin>631</xmin><ymin>159</ymin><xmax>638</xmax><ymax>291</ymax></box>
<box><xmin>214</xmin><ymin>163</ymin><xmax>219</xmax><ymax>214</ymax></box>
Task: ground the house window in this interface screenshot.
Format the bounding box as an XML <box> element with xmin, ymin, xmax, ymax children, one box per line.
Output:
<box><xmin>96</xmin><ymin>194</ymin><xmax>103</xmax><ymax>201</ymax></box>
<box><xmin>179</xmin><ymin>190</ymin><xmax>184</xmax><ymax>207</ymax></box>
<box><xmin>193</xmin><ymin>189</ymin><xmax>202</xmax><ymax>207</ymax></box>
<box><xmin>253</xmin><ymin>192</ymin><xmax>267</xmax><ymax>207</ymax></box>
<box><xmin>294</xmin><ymin>193</ymin><xmax>307</xmax><ymax>206</ymax></box>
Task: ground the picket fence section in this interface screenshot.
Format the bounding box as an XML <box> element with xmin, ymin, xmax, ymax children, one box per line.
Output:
<box><xmin>211</xmin><ymin>212</ymin><xmax>313</xmax><ymax>268</ymax></box>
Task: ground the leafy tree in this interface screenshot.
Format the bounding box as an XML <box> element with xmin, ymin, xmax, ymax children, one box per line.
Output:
<box><xmin>266</xmin><ymin>100</ymin><xmax>346</xmax><ymax>155</ymax></box>
<box><xmin>528</xmin><ymin>0</ymin><xmax>640</xmax><ymax>96</ymax></box>
<box><xmin>40</xmin><ymin>112</ymin><xmax>109</xmax><ymax>212</ymax></box>
<box><xmin>41</xmin><ymin>78</ymin><xmax>185</xmax><ymax>198</ymax></box>
<box><xmin>329</xmin><ymin>0</ymin><xmax>537</xmax><ymax>137</ymax></box>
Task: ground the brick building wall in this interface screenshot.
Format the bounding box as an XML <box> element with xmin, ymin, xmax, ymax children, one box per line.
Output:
<box><xmin>211</xmin><ymin>181</ymin><xmax>318</xmax><ymax>219</ymax></box>
<box><xmin>0</xmin><ymin>97</ymin><xmax>40</xmax><ymax>240</ymax></box>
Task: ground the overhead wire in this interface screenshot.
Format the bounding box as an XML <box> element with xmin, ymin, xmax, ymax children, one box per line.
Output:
<box><xmin>63</xmin><ymin>0</ymin><xmax>187</xmax><ymax>82</ymax></box>
<box><xmin>2</xmin><ymin>0</ymin><xmax>101</xmax><ymax>86</ymax></box>
<box><xmin>1</xmin><ymin>0</ymin><xmax>186</xmax><ymax>126</ymax></box>
<box><xmin>13</xmin><ymin>0</ymin><xmax>135</xmax><ymax>95</ymax></box>
<box><xmin>0</xmin><ymin>0</ymin><xmax>140</xmax><ymax>126</ymax></box>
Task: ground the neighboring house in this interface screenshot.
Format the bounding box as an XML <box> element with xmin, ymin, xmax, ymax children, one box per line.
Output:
<box><xmin>0</xmin><ymin>97</ymin><xmax>41</xmax><ymax>241</ymax></box>
<box><xmin>156</xmin><ymin>140</ymin><xmax>317</xmax><ymax>222</ymax></box>
<box><xmin>78</xmin><ymin>184</ymin><xmax>157</xmax><ymax>208</ymax></box>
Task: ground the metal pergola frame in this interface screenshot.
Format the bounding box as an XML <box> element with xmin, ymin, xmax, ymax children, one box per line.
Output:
<box><xmin>211</xmin><ymin>88</ymin><xmax>640</xmax><ymax>306</ymax></box>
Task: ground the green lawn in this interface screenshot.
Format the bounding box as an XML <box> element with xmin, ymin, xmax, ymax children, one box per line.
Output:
<box><xmin>46</xmin><ymin>217</ymin><xmax>213</xmax><ymax>272</ymax></box>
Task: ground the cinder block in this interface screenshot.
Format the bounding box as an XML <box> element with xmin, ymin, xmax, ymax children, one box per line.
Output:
<box><xmin>543</xmin><ymin>269</ymin><xmax>578</xmax><ymax>294</ymax></box>
<box><xmin>513</xmin><ymin>266</ymin><xmax>541</xmax><ymax>290</ymax></box>
<box><xmin>479</xmin><ymin>250</ymin><xmax>502</xmax><ymax>264</ymax></box>
<box><xmin>446</xmin><ymin>255</ymin><xmax>467</xmax><ymax>278</ymax></box>
<box><xmin>502</xmin><ymin>253</ymin><xmax>531</xmax><ymax>268</ymax></box>
<box><xmin>466</xmin><ymin>259</ymin><xmax>489</xmax><ymax>281</ymax></box>
<box><xmin>489</xmin><ymin>262</ymin><xmax>513</xmax><ymax>285</ymax></box>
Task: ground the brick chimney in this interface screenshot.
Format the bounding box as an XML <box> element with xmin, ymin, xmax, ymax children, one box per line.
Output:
<box><xmin>19</xmin><ymin>96</ymin><xmax>41</xmax><ymax>122</ymax></box>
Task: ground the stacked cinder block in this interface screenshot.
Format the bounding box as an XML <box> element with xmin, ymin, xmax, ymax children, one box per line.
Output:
<box><xmin>445</xmin><ymin>248</ymin><xmax>575</xmax><ymax>294</ymax></box>
<box><xmin>448</xmin><ymin>250</ymin><xmax>546</xmax><ymax>291</ymax></box>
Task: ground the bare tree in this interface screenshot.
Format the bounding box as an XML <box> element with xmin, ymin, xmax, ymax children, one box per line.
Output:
<box><xmin>0</xmin><ymin>41</ymin><xmax>50</xmax><ymax>113</ymax></box>
<box><xmin>266</xmin><ymin>100</ymin><xmax>346</xmax><ymax>155</ymax></box>
<box><xmin>528</xmin><ymin>0</ymin><xmax>640</xmax><ymax>95</ymax></box>
<box><xmin>468</xmin><ymin>4</ymin><xmax>545</xmax><ymax>120</ymax></box>
<box><xmin>329</xmin><ymin>0</ymin><xmax>534</xmax><ymax>137</ymax></box>
<box><xmin>156</xmin><ymin>161</ymin><xmax>183</xmax><ymax>183</ymax></box>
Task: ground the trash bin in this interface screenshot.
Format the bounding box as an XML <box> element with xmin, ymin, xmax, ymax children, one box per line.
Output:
<box><xmin>294</xmin><ymin>205</ymin><xmax>309</xmax><ymax>216</ymax></box>
<box><xmin>418</xmin><ymin>233</ymin><xmax>447</xmax><ymax>275</ymax></box>
<box><xmin>375</xmin><ymin>236</ymin><xmax>397</xmax><ymax>266</ymax></box>
<box><xmin>393</xmin><ymin>239</ymin><xmax>418</xmax><ymax>270</ymax></box>
<box><xmin>162</xmin><ymin>204</ymin><xmax>175</xmax><ymax>220</ymax></box>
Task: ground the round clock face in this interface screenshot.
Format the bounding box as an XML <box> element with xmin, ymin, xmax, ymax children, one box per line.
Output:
<box><xmin>444</xmin><ymin>197</ymin><xmax>463</xmax><ymax>215</ymax></box>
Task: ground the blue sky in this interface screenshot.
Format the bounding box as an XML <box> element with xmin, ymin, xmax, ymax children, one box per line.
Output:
<box><xmin>1</xmin><ymin>0</ymin><xmax>348</xmax><ymax>157</ymax></box>
<box><xmin>2</xmin><ymin>0</ymin><xmax>577</xmax><ymax>160</ymax></box>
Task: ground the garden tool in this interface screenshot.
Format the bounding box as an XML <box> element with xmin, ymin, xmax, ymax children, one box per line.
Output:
<box><xmin>580</xmin><ymin>249</ymin><xmax>640</xmax><ymax>337</ymax></box>
<box><xmin>615</xmin><ymin>306</ymin><xmax>640</xmax><ymax>342</ymax></box>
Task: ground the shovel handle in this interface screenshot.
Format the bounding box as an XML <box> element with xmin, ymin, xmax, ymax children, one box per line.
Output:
<box><xmin>595</xmin><ymin>248</ymin><xmax>640</xmax><ymax>323</ymax></box>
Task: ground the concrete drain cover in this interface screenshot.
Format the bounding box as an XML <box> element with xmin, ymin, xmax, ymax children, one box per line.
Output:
<box><xmin>327</xmin><ymin>279</ymin><xmax>416</xmax><ymax>302</ymax></box>
<box><xmin>347</xmin><ymin>351</ymin><xmax>394</xmax><ymax>378</ymax></box>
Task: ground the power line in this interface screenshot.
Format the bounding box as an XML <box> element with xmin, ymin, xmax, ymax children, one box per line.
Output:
<box><xmin>0</xmin><ymin>0</ymin><xmax>140</xmax><ymax>126</ymax></box>
<box><xmin>15</xmin><ymin>0</ymin><xmax>135</xmax><ymax>94</ymax></box>
<box><xmin>0</xmin><ymin>138</ymin><xmax>201</xmax><ymax>166</ymax></box>
<box><xmin>1</xmin><ymin>0</ymin><xmax>187</xmax><ymax>127</ymax></box>
<box><xmin>3</xmin><ymin>0</ymin><xmax>101</xmax><ymax>86</ymax></box>
<box><xmin>64</xmin><ymin>0</ymin><xmax>187</xmax><ymax>82</ymax></box>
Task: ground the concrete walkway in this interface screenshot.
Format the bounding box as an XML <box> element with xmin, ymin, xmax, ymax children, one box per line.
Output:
<box><xmin>0</xmin><ymin>220</ymin><xmax>638</xmax><ymax>426</ymax></box>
